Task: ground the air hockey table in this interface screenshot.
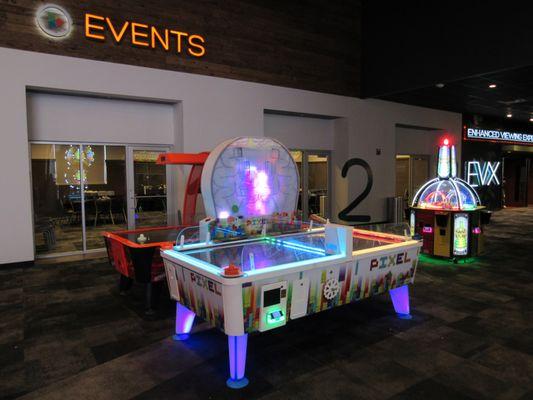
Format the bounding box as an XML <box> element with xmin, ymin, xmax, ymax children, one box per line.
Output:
<box><xmin>103</xmin><ymin>226</ymin><xmax>194</xmax><ymax>313</ymax></box>
<box><xmin>162</xmin><ymin>222</ymin><xmax>421</xmax><ymax>388</ymax></box>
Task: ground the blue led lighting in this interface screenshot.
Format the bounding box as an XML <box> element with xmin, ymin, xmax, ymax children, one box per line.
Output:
<box><xmin>389</xmin><ymin>285</ymin><xmax>411</xmax><ymax>319</ymax></box>
<box><xmin>227</xmin><ymin>334</ymin><xmax>249</xmax><ymax>389</ymax></box>
<box><xmin>266</xmin><ymin>237</ymin><xmax>326</xmax><ymax>255</ymax></box>
<box><xmin>173</xmin><ymin>303</ymin><xmax>195</xmax><ymax>341</ymax></box>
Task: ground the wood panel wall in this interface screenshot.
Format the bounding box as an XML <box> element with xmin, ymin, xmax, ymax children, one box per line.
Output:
<box><xmin>0</xmin><ymin>0</ymin><xmax>361</xmax><ymax>96</ymax></box>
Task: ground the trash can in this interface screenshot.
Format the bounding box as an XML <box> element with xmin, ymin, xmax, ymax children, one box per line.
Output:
<box><xmin>387</xmin><ymin>196</ymin><xmax>406</xmax><ymax>223</ymax></box>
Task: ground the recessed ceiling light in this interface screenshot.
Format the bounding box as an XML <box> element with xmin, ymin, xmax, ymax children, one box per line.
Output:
<box><xmin>530</xmin><ymin>117</ymin><xmax>533</xmax><ymax>122</ymax></box>
<box><xmin>506</xmin><ymin>113</ymin><xmax>512</xmax><ymax>118</ymax></box>
<box><xmin>488</xmin><ymin>84</ymin><xmax>497</xmax><ymax>88</ymax></box>
<box><xmin>435</xmin><ymin>83</ymin><xmax>445</xmax><ymax>88</ymax></box>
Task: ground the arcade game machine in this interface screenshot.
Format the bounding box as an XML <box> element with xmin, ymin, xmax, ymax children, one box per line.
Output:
<box><xmin>102</xmin><ymin>152</ymin><xmax>208</xmax><ymax>313</ymax></box>
<box><xmin>161</xmin><ymin>137</ymin><xmax>422</xmax><ymax>388</ymax></box>
<box><xmin>410</xmin><ymin>138</ymin><xmax>486</xmax><ymax>259</ymax></box>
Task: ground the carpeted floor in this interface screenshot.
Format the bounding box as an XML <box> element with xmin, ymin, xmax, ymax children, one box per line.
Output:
<box><xmin>1</xmin><ymin>208</ymin><xmax>532</xmax><ymax>399</ymax></box>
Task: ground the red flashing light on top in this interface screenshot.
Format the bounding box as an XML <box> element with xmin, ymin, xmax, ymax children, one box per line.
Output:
<box><xmin>443</xmin><ymin>138</ymin><xmax>450</xmax><ymax>146</ymax></box>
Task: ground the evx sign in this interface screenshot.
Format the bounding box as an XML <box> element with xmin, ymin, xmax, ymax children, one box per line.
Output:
<box><xmin>465</xmin><ymin>161</ymin><xmax>501</xmax><ymax>187</ymax></box>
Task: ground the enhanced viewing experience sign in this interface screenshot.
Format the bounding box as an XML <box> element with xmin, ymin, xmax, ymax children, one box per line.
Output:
<box><xmin>465</xmin><ymin>127</ymin><xmax>533</xmax><ymax>145</ymax></box>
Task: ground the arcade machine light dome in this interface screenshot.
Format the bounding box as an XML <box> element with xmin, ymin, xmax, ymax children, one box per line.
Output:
<box><xmin>412</xmin><ymin>136</ymin><xmax>481</xmax><ymax>211</ymax></box>
<box><xmin>410</xmin><ymin>135</ymin><xmax>486</xmax><ymax>259</ymax></box>
<box><xmin>415</xmin><ymin>179</ymin><xmax>479</xmax><ymax>210</ymax></box>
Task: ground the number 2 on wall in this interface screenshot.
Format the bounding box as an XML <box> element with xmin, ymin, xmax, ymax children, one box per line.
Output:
<box><xmin>338</xmin><ymin>158</ymin><xmax>373</xmax><ymax>223</ymax></box>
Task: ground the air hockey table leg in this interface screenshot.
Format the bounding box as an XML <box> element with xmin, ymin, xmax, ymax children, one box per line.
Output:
<box><xmin>173</xmin><ymin>303</ymin><xmax>195</xmax><ymax>341</ymax></box>
<box><xmin>389</xmin><ymin>285</ymin><xmax>412</xmax><ymax>320</ymax></box>
<box><xmin>226</xmin><ymin>334</ymin><xmax>249</xmax><ymax>389</ymax></box>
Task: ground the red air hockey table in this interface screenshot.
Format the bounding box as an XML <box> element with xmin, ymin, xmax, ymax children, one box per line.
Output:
<box><xmin>103</xmin><ymin>226</ymin><xmax>191</xmax><ymax>313</ymax></box>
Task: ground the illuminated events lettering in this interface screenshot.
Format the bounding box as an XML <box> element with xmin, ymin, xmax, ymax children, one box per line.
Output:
<box><xmin>85</xmin><ymin>13</ymin><xmax>206</xmax><ymax>57</ymax></box>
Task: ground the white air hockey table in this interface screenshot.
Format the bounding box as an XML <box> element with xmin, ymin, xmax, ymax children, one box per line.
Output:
<box><xmin>162</xmin><ymin>222</ymin><xmax>421</xmax><ymax>388</ymax></box>
<box><xmin>160</xmin><ymin>136</ymin><xmax>421</xmax><ymax>388</ymax></box>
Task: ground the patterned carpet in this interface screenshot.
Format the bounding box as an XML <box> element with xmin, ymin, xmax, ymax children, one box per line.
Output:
<box><xmin>1</xmin><ymin>208</ymin><xmax>532</xmax><ymax>399</ymax></box>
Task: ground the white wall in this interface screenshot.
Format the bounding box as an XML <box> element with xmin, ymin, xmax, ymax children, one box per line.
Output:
<box><xmin>0</xmin><ymin>47</ymin><xmax>462</xmax><ymax>264</ymax></box>
<box><xmin>27</xmin><ymin>93</ymin><xmax>176</xmax><ymax>145</ymax></box>
<box><xmin>395</xmin><ymin>126</ymin><xmax>461</xmax><ymax>177</ymax></box>
<box><xmin>264</xmin><ymin>114</ymin><xmax>334</xmax><ymax>150</ymax></box>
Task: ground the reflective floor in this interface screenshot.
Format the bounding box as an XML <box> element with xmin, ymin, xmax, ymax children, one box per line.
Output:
<box><xmin>34</xmin><ymin>211</ymin><xmax>166</xmax><ymax>255</ymax></box>
<box><xmin>1</xmin><ymin>208</ymin><xmax>532</xmax><ymax>399</ymax></box>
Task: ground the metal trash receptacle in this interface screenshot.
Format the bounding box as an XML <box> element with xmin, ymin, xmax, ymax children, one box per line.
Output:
<box><xmin>387</xmin><ymin>196</ymin><xmax>406</xmax><ymax>223</ymax></box>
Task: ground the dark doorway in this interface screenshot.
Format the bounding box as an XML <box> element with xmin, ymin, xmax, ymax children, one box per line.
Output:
<box><xmin>503</xmin><ymin>157</ymin><xmax>531</xmax><ymax>207</ymax></box>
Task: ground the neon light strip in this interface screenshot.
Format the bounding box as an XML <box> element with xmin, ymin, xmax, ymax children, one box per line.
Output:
<box><xmin>175</xmin><ymin>227</ymin><xmax>326</xmax><ymax>252</ymax></box>
<box><xmin>279</xmin><ymin>243</ymin><xmax>325</xmax><ymax>256</ymax></box>
<box><xmin>265</xmin><ymin>237</ymin><xmax>326</xmax><ymax>255</ymax></box>
<box><xmin>164</xmin><ymin>248</ymin><xmax>345</xmax><ymax>278</ymax></box>
<box><xmin>449</xmin><ymin>179</ymin><xmax>463</xmax><ymax>210</ymax></box>
<box><xmin>215</xmin><ymin>227</ymin><xmax>243</xmax><ymax>236</ymax></box>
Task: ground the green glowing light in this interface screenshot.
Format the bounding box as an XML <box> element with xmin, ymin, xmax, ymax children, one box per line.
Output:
<box><xmin>418</xmin><ymin>253</ymin><xmax>480</xmax><ymax>267</ymax></box>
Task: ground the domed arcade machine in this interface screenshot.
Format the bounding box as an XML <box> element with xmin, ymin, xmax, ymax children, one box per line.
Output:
<box><xmin>410</xmin><ymin>138</ymin><xmax>486</xmax><ymax>259</ymax></box>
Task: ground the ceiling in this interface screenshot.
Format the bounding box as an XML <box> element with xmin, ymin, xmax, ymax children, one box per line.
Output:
<box><xmin>376</xmin><ymin>65</ymin><xmax>533</xmax><ymax>123</ymax></box>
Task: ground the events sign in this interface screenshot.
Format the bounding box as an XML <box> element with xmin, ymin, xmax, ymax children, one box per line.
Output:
<box><xmin>35</xmin><ymin>5</ymin><xmax>206</xmax><ymax>57</ymax></box>
<box><xmin>465</xmin><ymin>127</ymin><xmax>533</xmax><ymax>145</ymax></box>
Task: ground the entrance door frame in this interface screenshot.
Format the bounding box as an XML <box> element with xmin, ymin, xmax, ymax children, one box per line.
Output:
<box><xmin>126</xmin><ymin>146</ymin><xmax>172</xmax><ymax>230</ymax></box>
<box><xmin>395</xmin><ymin>154</ymin><xmax>430</xmax><ymax>204</ymax></box>
<box><xmin>292</xmin><ymin>149</ymin><xmax>332</xmax><ymax>220</ymax></box>
<box><xmin>408</xmin><ymin>154</ymin><xmax>430</xmax><ymax>204</ymax></box>
<box><xmin>503</xmin><ymin>156</ymin><xmax>531</xmax><ymax>207</ymax></box>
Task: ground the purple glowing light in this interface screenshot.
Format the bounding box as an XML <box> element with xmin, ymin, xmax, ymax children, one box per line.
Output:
<box><xmin>254</xmin><ymin>171</ymin><xmax>271</xmax><ymax>199</ymax></box>
<box><xmin>174</xmin><ymin>303</ymin><xmax>195</xmax><ymax>340</ymax></box>
<box><xmin>244</xmin><ymin>165</ymin><xmax>272</xmax><ymax>216</ymax></box>
<box><xmin>422</xmin><ymin>226</ymin><xmax>433</xmax><ymax>234</ymax></box>
<box><xmin>227</xmin><ymin>334</ymin><xmax>248</xmax><ymax>388</ymax></box>
<box><xmin>389</xmin><ymin>285</ymin><xmax>411</xmax><ymax>319</ymax></box>
<box><xmin>473</xmin><ymin>227</ymin><xmax>481</xmax><ymax>234</ymax></box>
<box><xmin>219</xmin><ymin>211</ymin><xmax>229</xmax><ymax>219</ymax></box>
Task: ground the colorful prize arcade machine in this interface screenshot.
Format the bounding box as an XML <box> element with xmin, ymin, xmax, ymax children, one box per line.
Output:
<box><xmin>410</xmin><ymin>137</ymin><xmax>486</xmax><ymax>259</ymax></box>
<box><xmin>161</xmin><ymin>137</ymin><xmax>422</xmax><ymax>388</ymax></box>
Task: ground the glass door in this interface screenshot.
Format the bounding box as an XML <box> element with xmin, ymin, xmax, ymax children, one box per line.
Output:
<box><xmin>126</xmin><ymin>147</ymin><xmax>171</xmax><ymax>229</ymax></box>
<box><xmin>31</xmin><ymin>143</ymin><xmax>83</xmax><ymax>256</ymax></box>
<box><xmin>83</xmin><ymin>145</ymin><xmax>128</xmax><ymax>250</ymax></box>
<box><xmin>395</xmin><ymin>154</ymin><xmax>429</xmax><ymax>204</ymax></box>
<box><xmin>290</xmin><ymin>150</ymin><xmax>304</xmax><ymax>219</ymax></box>
<box><xmin>31</xmin><ymin>142</ymin><xmax>171</xmax><ymax>257</ymax></box>
<box><xmin>307</xmin><ymin>152</ymin><xmax>330</xmax><ymax>218</ymax></box>
<box><xmin>290</xmin><ymin>150</ymin><xmax>331</xmax><ymax>220</ymax></box>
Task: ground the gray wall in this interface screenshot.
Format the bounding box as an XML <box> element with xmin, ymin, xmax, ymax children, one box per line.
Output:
<box><xmin>0</xmin><ymin>47</ymin><xmax>461</xmax><ymax>264</ymax></box>
<box><xmin>395</xmin><ymin>126</ymin><xmax>461</xmax><ymax>178</ymax></box>
<box><xmin>27</xmin><ymin>93</ymin><xmax>176</xmax><ymax>145</ymax></box>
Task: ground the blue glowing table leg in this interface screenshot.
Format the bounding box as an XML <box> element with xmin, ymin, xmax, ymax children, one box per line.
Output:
<box><xmin>389</xmin><ymin>285</ymin><xmax>412</xmax><ymax>320</ymax></box>
<box><xmin>173</xmin><ymin>303</ymin><xmax>195</xmax><ymax>341</ymax></box>
<box><xmin>226</xmin><ymin>334</ymin><xmax>249</xmax><ymax>389</ymax></box>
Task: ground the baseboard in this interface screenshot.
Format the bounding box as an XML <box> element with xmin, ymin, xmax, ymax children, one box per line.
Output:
<box><xmin>0</xmin><ymin>260</ymin><xmax>35</xmax><ymax>269</ymax></box>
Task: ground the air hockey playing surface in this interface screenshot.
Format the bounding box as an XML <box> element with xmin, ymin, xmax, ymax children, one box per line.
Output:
<box><xmin>179</xmin><ymin>229</ymin><xmax>411</xmax><ymax>273</ymax></box>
